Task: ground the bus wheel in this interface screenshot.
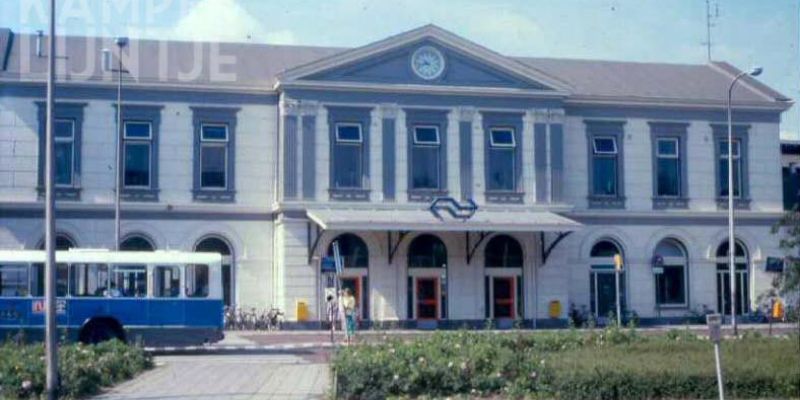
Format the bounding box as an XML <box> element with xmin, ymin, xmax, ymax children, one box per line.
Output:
<box><xmin>80</xmin><ymin>319</ymin><xmax>125</xmax><ymax>344</ymax></box>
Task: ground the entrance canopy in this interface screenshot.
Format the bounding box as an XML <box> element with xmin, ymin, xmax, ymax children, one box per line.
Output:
<box><xmin>306</xmin><ymin>207</ymin><xmax>581</xmax><ymax>232</ymax></box>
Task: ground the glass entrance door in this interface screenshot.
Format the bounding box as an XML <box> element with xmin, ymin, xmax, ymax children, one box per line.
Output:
<box><xmin>716</xmin><ymin>269</ymin><xmax>749</xmax><ymax>315</ymax></box>
<box><xmin>416</xmin><ymin>277</ymin><xmax>439</xmax><ymax>320</ymax></box>
<box><xmin>590</xmin><ymin>270</ymin><xmax>625</xmax><ymax>319</ymax></box>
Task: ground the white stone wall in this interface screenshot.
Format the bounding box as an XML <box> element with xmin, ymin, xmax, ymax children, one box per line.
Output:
<box><xmin>542</xmin><ymin>223</ymin><xmax>781</xmax><ymax>320</ymax></box>
<box><xmin>0</xmin><ymin>96</ymin><xmax>275</xmax><ymax>207</ymax></box>
<box><xmin>561</xmin><ymin>115</ymin><xmax>784</xmax><ymax>213</ymax></box>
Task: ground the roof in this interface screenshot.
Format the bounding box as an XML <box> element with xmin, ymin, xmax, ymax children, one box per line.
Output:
<box><xmin>307</xmin><ymin>208</ymin><xmax>581</xmax><ymax>232</ymax></box>
<box><xmin>0</xmin><ymin>249</ymin><xmax>223</xmax><ymax>265</ymax></box>
<box><xmin>0</xmin><ymin>25</ymin><xmax>791</xmax><ymax>108</ymax></box>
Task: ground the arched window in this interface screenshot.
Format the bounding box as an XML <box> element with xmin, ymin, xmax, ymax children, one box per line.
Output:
<box><xmin>33</xmin><ymin>234</ymin><xmax>76</xmax><ymax>296</ymax></box>
<box><xmin>716</xmin><ymin>240</ymin><xmax>747</xmax><ymax>261</ymax></box>
<box><xmin>120</xmin><ymin>235</ymin><xmax>155</xmax><ymax>251</ymax></box>
<box><xmin>327</xmin><ymin>234</ymin><xmax>368</xmax><ymax>269</ymax></box>
<box><xmin>484</xmin><ymin>235</ymin><xmax>523</xmax><ymax>268</ymax></box>
<box><xmin>653</xmin><ymin>238</ymin><xmax>688</xmax><ymax>307</ymax></box>
<box><xmin>588</xmin><ymin>238</ymin><xmax>625</xmax><ymax>318</ymax></box>
<box><xmin>37</xmin><ymin>233</ymin><xmax>76</xmax><ymax>250</ymax></box>
<box><xmin>590</xmin><ymin>240</ymin><xmax>621</xmax><ymax>258</ymax></box>
<box><xmin>408</xmin><ymin>234</ymin><xmax>447</xmax><ymax>268</ymax></box>
<box><xmin>715</xmin><ymin>240</ymin><xmax>749</xmax><ymax>315</ymax></box>
<box><xmin>196</xmin><ymin>236</ymin><xmax>234</xmax><ymax>307</ymax></box>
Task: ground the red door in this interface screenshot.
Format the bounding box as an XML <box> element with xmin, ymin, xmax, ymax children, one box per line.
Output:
<box><xmin>416</xmin><ymin>278</ymin><xmax>439</xmax><ymax>320</ymax></box>
<box><xmin>493</xmin><ymin>277</ymin><xmax>515</xmax><ymax>319</ymax></box>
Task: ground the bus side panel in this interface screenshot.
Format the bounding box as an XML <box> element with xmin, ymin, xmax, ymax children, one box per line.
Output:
<box><xmin>184</xmin><ymin>300</ymin><xmax>224</xmax><ymax>329</ymax></box>
<box><xmin>26</xmin><ymin>297</ymin><xmax>69</xmax><ymax>327</ymax></box>
<box><xmin>67</xmin><ymin>298</ymin><xmax>110</xmax><ymax>328</ymax></box>
<box><xmin>148</xmin><ymin>300</ymin><xmax>185</xmax><ymax>326</ymax></box>
<box><xmin>0</xmin><ymin>298</ymin><xmax>32</xmax><ymax>330</ymax></box>
<box><xmin>108</xmin><ymin>299</ymin><xmax>149</xmax><ymax>327</ymax></box>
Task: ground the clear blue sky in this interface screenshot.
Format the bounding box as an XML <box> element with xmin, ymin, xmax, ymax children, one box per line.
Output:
<box><xmin>3</xmin><ymin>0</ymin><xmax>798</xmax><ymax>138</ymax></box>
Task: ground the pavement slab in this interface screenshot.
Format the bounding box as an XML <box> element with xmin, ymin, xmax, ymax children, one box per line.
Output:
<box><xmin>94</xmin><ymin>353</ymin><xmax>330</xmax><ymax>400</ymax></box>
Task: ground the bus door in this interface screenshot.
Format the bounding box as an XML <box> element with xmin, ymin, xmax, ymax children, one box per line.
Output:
<box><xmin>150</xmin><ymin>265</ymin><xmax>184</xmax><ymax>326</ymax></box>
<box><xmin>108</xmin><ymin>264</ymin><xmax>149</xmax><ymax>325</ymax></box>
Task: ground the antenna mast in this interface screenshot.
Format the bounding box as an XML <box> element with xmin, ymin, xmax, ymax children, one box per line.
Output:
<box><xmin>704</xmin><ymin>0</ymin><xmax>719</xmax><ymax>61</ymax></box>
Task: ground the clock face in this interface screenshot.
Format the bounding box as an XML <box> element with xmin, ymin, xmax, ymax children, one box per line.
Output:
<box><xmin>411</xmin><ymin>46</ymin><xmax>445</xmax><ymax>80</ymax></box>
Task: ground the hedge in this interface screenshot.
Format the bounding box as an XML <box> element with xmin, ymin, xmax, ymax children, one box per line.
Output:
<box><xmin>332</xmin><ymin>328</ymin><xmax>800</xmax><ymax>399</ymax></box>
<box><xmin>0</xmin><ymin>340</ymin><xmax>152</xmax><ymax>399</ymax></box>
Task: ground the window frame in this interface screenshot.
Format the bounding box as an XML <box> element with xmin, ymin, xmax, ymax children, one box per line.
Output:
<box><xmin>36</xmin><ymin>102</ymin><xmax>87</xmax><ymax>200</ymax></box>
<box><xmin>191</xmin><ymin>107</ymin><xmax>239</xmax><ymax>203</ymax></box>
<box><xmin>489</xmin><ymin>127</ymin><xmax>516</xmax><ymax>148</ymax></box>
<box><xmin>53</xmin><ymin>118</ymin><xmax>76</xmax><ymax>187</ymax></box>
<box><xmin>327</xmin><ymin>107</ymin><xmax>372</xmax><ymax>201</ymax></box>
<box><xmin>653</xmin><ymin>239</ymin><xmax>689</xmax><ymax>308</ymax></box>
<box><xmin>712</xmin><ymin>124</ymin><xmax>750</xmax><ymax>209</ymax></box>
<box><xmin>334</xmin><ymin>123</ymin><xmax>363</xmax><ymax>144</ymax></box>
<box><xmin>118</xmin><ymin>105</ymin><xmax>163</xmax><ymax>201</ymax></box>
<box><xmin>585</xmin><ymin>121</ymin><xmax>626</xmax><ymax>209</ymax></box>
<box><xmin>332</xmin><ymin>122</ymin><xmax>365</xmax><ymax>190</ymax></box>
<box><xmin>200</xmin><ymin>123</ymin><xmax>230</xmax><ymax>190</ymax></box>
<box><xmin>122</xmin><ymin>120</ymin><xmax>153</xmax><ymax>190</ymax></box>
<box><xmin>412</xmin><ymin>125</ymin><xmax>441</xmax><ymax>146</ymax></box>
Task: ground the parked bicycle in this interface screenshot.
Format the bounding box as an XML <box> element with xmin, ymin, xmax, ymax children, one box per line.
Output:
<box><xmin>224</xmin><ymin>306</ymin><xmax>284</xmax><ymax>331</ymax></box>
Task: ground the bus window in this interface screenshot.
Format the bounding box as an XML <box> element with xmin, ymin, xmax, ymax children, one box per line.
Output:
<box><xmin>0</xmin><ymin>264</ymin><xmax>29</xmax><ymax>297</ymax></box>
<box><xmin>70</xmin><ymin>264</ymin><xmax>108</xmax><ymax>297</ymax></box>
<box><xmin>186</xmin><ymin>264</ymin><xmax>209</xmax><ymax>298</ymax></box>
<box><xmin>30</xmin><ymin>263</ymin><xmax>69</xmax><ymax>297</ymax></box>
<box><xmin>110</xmin><ymin>265</ymin><xmax>147</xmax><ymax>298</ymax></box>
<box><xmin>153</xmin><ymin>266</ymin><xmax>180</xmax><ymax>298</ymax></box>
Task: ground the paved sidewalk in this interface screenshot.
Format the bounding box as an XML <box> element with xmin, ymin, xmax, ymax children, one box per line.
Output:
<box><xmin>95</xmin><ymin>353</ymin><xmax>330</xmax><ymax>400</ymax></box>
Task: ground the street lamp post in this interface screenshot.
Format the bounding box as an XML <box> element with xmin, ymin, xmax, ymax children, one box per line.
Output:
<box><xmin>726</xmin><ymin>66</ymin><xmax>762</xmax><ymax>336</ymax></box>
<box><xmin>44</xmin><ymin>1</ymin><xmax>58</xmax><ymax>398</ymax></box>
<box><xmin>102</xmin><ymin>38</ymin><xmax>128</xmax><ymax>250</ymax></box>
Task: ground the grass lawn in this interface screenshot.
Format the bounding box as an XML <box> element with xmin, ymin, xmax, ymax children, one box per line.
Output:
<box><xmin>332</xmin><ymin>327</ymin><xmax>800</xmax><ymax>399</ymax></box>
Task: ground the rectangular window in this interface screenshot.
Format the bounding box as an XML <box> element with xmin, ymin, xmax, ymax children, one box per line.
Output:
<box><xmin>54</xmin><ymin>119</ymin><xmax>75</xmax><ymax>186</ymax></box>
<box><xmin>109</xmin><ymin>265</ymin><xmax>147</xmax><ymax>298</ymax></box>
<box><xmin>718</xmin><ymin>139</ymin><xmax>742</xmax><ymax>198</ymax></box>
<box><xmin>411</xmin><ymin>126</ymin><xmax>441</xmax><ymax>189</ymax></box>
<box><xmin>656</xmin><ymin>265</ymin><xmax>686</xmax><ymax>305</ymax></box>
<box><xmin>0</xmin><ymin>264</ymin><xmax>29</xmax><ymax>297</ymax></box>
<box><xmin>69</xmin><ymin>264</ymin><xmax>109</xmax><ymax>297</ymax></box>
<box><xmin>592</xmin><ymin>136</ymin><xmax>618</xmax><ymax>196</ymax></box>
<box><xmin>186</xmin><ymin>264</ymin><xmax>209</xmax><ymax>298</ymax></box>
<box><xmin>153</xmin><ymin>265</ymin><xmax>181</xmax><ymax>298</ymax></box>
<box><xmin>488</xmin><ymin>128</ymin><xmax>516</xmax><ymax>191</ymax></box>
<box><xmin>333</xmin><ymin>123</ymin><xmax>363</xmax><ymax>188</ymax></box>
<box><xmin>656</xmin><ymin>138</ymin><xmax>680</xmax><ymax>197</ymax></box>
<box><xmin>123</xmin><ymin>121</ymin><xmax>152</xmax><ymax>188</ymax></box>
<box><xmin>200</xmin><ymin>124</ymin><xmax>229</xmax><ymax>189</ymax></box>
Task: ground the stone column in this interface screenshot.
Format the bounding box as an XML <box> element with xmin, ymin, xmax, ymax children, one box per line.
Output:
<box><xmin>370</xmin><ymin>107</ymin><xmax>383</xmax><ymax>202</ymax></box>
<box><xmin>395</xmin><ymin>108</ymin><xmax>408</xmax><ymax>204</ymax></box>
<box><xmin>532</xmin><ymin>108</ymin><xmax>550</xmax><ymax>203</ymax></box>
<box><xmin>523</xmin><ymin>110</ymin><xmax>536</xmax><ymax>204</ymax></box>
<box><xmin>471</xmin><ymin>111</ymin><xmax>485</xmax><ymax>204</ymax></box>
<box><xmin>447</xmin><ymin>108</ymin><xmax>461</xmax><ymax>199</ymax></box>
<box><xmin>279</xmin><ymin>99</ymin><xmax>301</xmax><ymax>200</ymax></box>
<box><xmin>315</xmin><ymin>104</ymin><xmax>329</xmax><ymax>201</ymax></box>
<box><xmin>381</xmin><ymin>104</ymin><xmax>399</xmax><ymax>202</ymax></box>
<box><xmin>458</xmin><ymin>107</ymin><xmax>475</xmax><ymax>201</ymax></box>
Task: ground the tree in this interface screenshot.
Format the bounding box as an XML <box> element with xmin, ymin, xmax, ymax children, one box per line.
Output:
<box><xmin>770</xmin><ymin>210</ymin><xmax>800</xmax><ymax>322</ymax></box>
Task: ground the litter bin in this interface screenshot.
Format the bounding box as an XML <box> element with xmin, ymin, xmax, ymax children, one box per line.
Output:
<box><xmin>296</xmin><ymin>300</ymin><xmax>310</xmax><ymax>321</ymax></box>
<box><xmin>548</xmin><ymin>300</ymin><xmax>562</xmax><ymax>319</ymax></box>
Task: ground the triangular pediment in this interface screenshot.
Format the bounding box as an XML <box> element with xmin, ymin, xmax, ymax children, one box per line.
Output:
<box><xmin>277</xmin><ymin>25</ymin><xmax>570</xmax><ymax>93</ymax></box>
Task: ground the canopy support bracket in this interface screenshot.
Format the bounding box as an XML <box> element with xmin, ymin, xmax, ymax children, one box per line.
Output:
<box><xmin>387</xmin><ymin>231</ymin><xmax>409</xmax><ymax>265</ymax></box>
<box><xmin>307</xmin><ymin>221</ymin><xmax>325</xmax><ymax>264</ymax></box>
<box><xmin>466</xmin><ymin>231</ymin><xmax>491</xmax><ymax>265</ymax></box>
<box><xmin>540</xmin><ymin>231</ymin><xmax>572</xmax><ymax>266</ymax></box>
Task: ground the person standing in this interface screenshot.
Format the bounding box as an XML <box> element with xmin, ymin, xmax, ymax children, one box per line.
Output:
<box><xmin>341</xmin><ymin>288</ymin><xmax>357</xmax><ymax>344</ymax></box>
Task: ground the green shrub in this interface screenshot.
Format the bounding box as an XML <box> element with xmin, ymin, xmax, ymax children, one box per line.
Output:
<box><xmin>0</xmin><ymin>340</ymin><xmax>152</xmax><ymax>399</ymax></box>
<box><xmin>332</xmin><ymin>331</ymin><xmax>800</xmax><ymax>399</ymax></box>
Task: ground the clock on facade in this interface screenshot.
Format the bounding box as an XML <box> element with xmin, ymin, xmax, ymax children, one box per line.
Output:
<box><xmin>411</xmin><ymin>46</ymin><xmax>445</xmax><ymax>80</ymax></box>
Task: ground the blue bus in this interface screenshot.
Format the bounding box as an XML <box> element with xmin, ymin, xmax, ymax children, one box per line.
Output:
<box><xmin>0</xmin><ymin>249</ymin><xmax>224</xmax><ymax>346</ymax></box>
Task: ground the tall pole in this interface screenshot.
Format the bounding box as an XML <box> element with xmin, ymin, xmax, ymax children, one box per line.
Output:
<box><xmin>727</xmin><ymin>72</ymin><xmax>746</xmax><ymax>336</ymax></box>
<box><xmin>114</xmin><ymin>39</ymin><xmax>125</xmax><ymax>250</ymax></box>
<box><xmin>44</xmin><ymin>0</ymin><xmax>59</xmax><ymax>398</ymax></box>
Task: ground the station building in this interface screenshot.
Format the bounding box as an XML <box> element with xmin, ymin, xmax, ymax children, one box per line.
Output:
<box><xmin>0</xmin><ymin>25</ymin><xmax>793</xmax><ymax>326</ymax></box>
